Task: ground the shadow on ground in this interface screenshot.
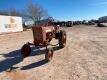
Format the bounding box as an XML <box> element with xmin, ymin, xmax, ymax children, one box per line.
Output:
<box><xmin>21</xmin><ymin>59</ymin><xmax>48</xmax><ymax>70</ymax></box>
<box><xmin>0</xmin><ymin>46</ymin><xmax>61</xmax><ymax>72</ymax></box>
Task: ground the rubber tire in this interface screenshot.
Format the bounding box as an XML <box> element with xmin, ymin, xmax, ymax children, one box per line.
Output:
<box><xmin>45</xmin><ymin>48</ymin><xmax>53</xmax><ymax>61</ymax></box>
<box><xmin>59</xmin><ymin>30</ymin><xmax>66</xmax><ymax>48</ymax></box>
<box><xmin>21</xmin><ymin>44</ymin><xmax>31</xmax><ymax>58</ymax></box>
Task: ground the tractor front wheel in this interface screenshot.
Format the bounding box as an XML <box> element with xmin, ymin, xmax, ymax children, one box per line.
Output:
<box><xmin>21</xmin><ymin>43</ymin><xmax>31</xmax><ymax>58</ymax></box>
<box><xmin>59</xmin><ymin>30</ymin><xmax>66</xmax><ymax>48</ymax></box>
<box><xmin>45</xmin><ymin>48</ymin><xmax>53</xmax><ymax>61</ymax></box>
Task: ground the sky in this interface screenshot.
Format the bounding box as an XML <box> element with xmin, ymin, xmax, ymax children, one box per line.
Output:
<box><xmin>0</xmin><ymin>0</ymin><xmax>107</xmax><ymax>21</ymax></box>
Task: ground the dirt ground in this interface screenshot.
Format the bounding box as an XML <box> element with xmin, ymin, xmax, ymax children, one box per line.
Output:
<box><xmin>0</xmin><ymin>25</ymin><xmax>107</xmax><ymax>80</ymax></box>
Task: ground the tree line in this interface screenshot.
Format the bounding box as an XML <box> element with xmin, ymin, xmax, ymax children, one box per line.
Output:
<box><xmin>0</xmin><ymin>1</ymin><xmax>49</xmax><ymax>26</ymax></box>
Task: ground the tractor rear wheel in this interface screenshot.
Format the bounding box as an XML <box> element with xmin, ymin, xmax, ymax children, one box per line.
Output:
<box><xmin>59</xmin><ymin>30</ymin><xmax>66</xmax><ymax>48</ymax></box>
<box><xmin>45</xmin><ymin>48</ymin><xmax>53</xmax><ymax>61</ymax></box>
<box><xmin>21</xmin><ymin>43</ymin><xmax>31</xmax><ymax>58</ymax></box>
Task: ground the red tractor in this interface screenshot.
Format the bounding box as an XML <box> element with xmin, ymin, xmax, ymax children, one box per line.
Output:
<box><xmin>21</xmin><ymin>22</ymin><xmax>66</xmax><ymax>61</ymax></box>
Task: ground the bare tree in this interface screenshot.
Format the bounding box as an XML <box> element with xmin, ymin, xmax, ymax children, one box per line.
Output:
<box><xmin>0</xmin><ymin>10</ymin><xmax>8</xmax><ymax>15</ymax></box>
<box><xmin>9</xmin><ymin>7</ymin><xmax>22</xmax><ymax>16</ymax></box>
<box><xmin>25</xmin><ymin>1</ymin><xmax>48</xmax><ymax>26</ymax></box>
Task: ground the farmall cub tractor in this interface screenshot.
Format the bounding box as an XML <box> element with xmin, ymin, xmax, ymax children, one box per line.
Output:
<box><xmin>21</xmin><ymin>20</ymin><xmax>66</xmax><ymax>61</ymax></box>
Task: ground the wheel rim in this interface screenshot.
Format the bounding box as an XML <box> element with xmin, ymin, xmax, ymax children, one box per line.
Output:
<box><xmin>45</xmin><ymin>49</ymin><xmax>53</xmax><ymax>61</ymax></box>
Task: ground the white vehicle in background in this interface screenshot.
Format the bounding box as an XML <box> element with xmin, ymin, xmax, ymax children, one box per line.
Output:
<box><xmin>0</xmin><ymin>15</ymin><xmax>23</xmax><ymax>34</ymax></box>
